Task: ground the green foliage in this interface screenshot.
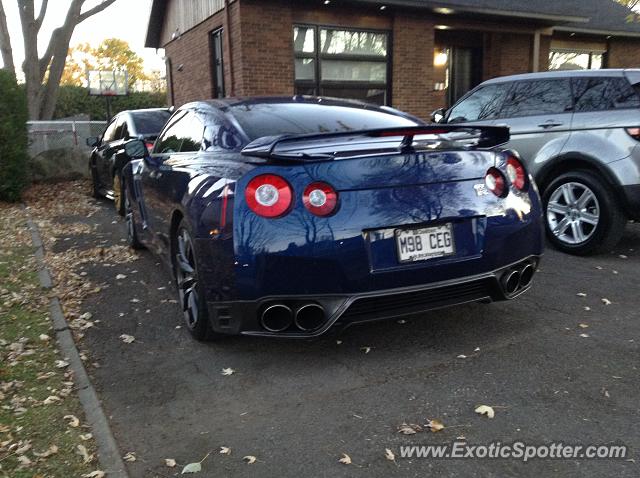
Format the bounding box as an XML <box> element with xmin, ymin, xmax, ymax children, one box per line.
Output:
<box><xmin>0</xmin><ymin>70</ymin><xmax>29</xmax><ymax>202</ymax></box>
<box><xmin>54</xmin><ymin>85</ymin><xmax>168</xmax><ymax>120</ymax></box>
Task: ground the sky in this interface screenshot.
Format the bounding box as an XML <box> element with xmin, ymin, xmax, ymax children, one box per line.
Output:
<box><xmin>1</xmin><ymin>0</ymin><xmax>165</xmax><ymax>77</ymax></box>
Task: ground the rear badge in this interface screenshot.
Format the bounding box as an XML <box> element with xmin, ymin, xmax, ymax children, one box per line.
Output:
<box><xmin>474</xmin><ymin>183</ymin><xmax>489</xmax><ymax>196</ymax></box>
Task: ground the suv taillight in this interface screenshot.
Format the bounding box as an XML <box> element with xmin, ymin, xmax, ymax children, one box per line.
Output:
<box><xmin>626</xmin><ymin>127</ymin><xmax>640</xmax><ymax>141</ymax></box>
<box><xmin>245</xmin><ymin>174</ymin><xmax>293</xmax><ymax>218</ymax></box>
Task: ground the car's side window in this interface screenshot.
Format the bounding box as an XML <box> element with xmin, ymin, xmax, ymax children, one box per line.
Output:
<box><xmin>102</xmin><ymin>118</ymin><xmax>119</xmax><ymax>143</ymax></box>
<box><xmin>154</xmin><ymin>111</ymin><xmax>189</xmax><ymax>154</ymax></box>
<box><xmin>573</xmin><ymin>77</ymin><xmax>640</xmax><ymax>112</ymax></box>
<box><xmin>500</xmin><ymin>79</ymin><xmax>573</xmax><ymax>118</ymax></box>
<box><xmin>178</xmin><ymin>114</ymin><xmax>204</xmax><ymax>153</ymax></box>
<box><xmin>203</xmin><ymin>113</ymin><xmax>244</xmax><ymax>152</ymax></box>
<box><xmin>120</xmin><ymin>119</ymin><xmax>130</xmax><ymax>139</ymax></box>
<box><xmin>446</xmin><ymin>83</ymin><xmax>511</xmax><ymax>123</ymax></box>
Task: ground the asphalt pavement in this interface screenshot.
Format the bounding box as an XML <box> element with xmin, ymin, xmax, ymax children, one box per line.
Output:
<box><xmin>53</xmin><ymin>198</ymin><xmax>639</xmax><ymax>477</ymax></box>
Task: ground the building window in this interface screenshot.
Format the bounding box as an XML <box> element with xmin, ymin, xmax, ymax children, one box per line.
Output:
<box><xmin>549</xmin><ymin>49</ymin><xmax>604</xmax><ymax>71</ymax></box>
<box><xmin>293</xmin><ymin>25</ymin><xmax>390</xmax><ymax>105</ymax></box>
<box><xmin>210</xmin><ymin>28</ymin><xmax>225</xmax><ymax>98</ymax></box>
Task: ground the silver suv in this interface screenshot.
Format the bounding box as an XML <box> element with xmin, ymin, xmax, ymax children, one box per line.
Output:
<box><xmin>434</xmin><ymin>69</ymin><xmax>640</xmax><ymax>255</ymax></box>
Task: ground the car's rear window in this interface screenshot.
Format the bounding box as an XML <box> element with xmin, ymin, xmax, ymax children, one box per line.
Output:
<box><xmin>573</xmin><ymin>77</ymin><xmax>640</xmax><ymax>112</ymax></box>
<box><xmin>227</xmin><ymin>102</ymin><xmax>418</xmax><ymax>140</ymax></box>
<box><xmin>131</xmin><ymin>110</ymin><xmax>171</xmax><ymax>135</ymax></box>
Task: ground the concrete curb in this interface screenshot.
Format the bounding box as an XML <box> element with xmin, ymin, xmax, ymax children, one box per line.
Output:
<box><xmin>25</xmin><ymin>210</ymin><xmax>129</xmax><ymax>478</ymax></box>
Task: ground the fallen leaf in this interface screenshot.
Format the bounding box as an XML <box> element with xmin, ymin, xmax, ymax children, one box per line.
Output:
<box><xmin>123</xmin><ymin>452</ymin><xmax>136</xmax><ymax>462</ymax></box>
<box><xmin>221</xmin><ymin>368</ymin><xmax>235</xmax><ymax>376</ymax></box>
<box><xmin>80</xmin><ymin>433</ymin><xmax>93</xmax><ymax>441</ymax></box>
<box><xmin>601</xmin><ymin>298</ymin><xmax>612</xmax><ymax>305</ymax></box>
<box><xmin>76</xmin><ymin>444</ymin><xmax>92</xmax><ymax>463</ymax></box>
<box><xmin>165</xmin><ymin>458</ymin><xmax>177</xmax><ymax>467</ymax></box>
<box><xmin>398</xmin><ymin>423</ymin><xmax>422</xmax><ymax>435</ymax></box>
<box><xmin>427</xmin><ymin>418</ymin><xmax>445</xmax><ymax>432</ymax></box>
<box><xmin>181</xmin><ymin>462</ymin><xmax>202</xmax><ymax>474</ymax></box>
<box><xmin>64</xmin><ymin>415</ymin><xmax>80</xmax><ymax>427</ymax></box>
<box><xmin>219</xmin><ymin>446</ymin><xmax>231</xmax><ymax>455</ymax></box>
<box><xmin>33</xmin><ymin>444</ymin><xmax>58</xmax><ymax>458</ymax></box>
<box><xmin>55</xmin><ymin>360</ymin><xmax>69</xmax><ymax>368</ymax></box>
<box><xmin>457</xmin><ymin>354</ymin><xmax>467</xmax><ymax>359</ymax></box>
<box><xmin>338</xmin><ymin>453</ymin><xmax>352</xmax><ymax>465</ymax></box>
<box><xmin>576</xmin><ymin>292</ymin><xmax>587</xmax><ymax>297</ymax></box>
<box><xmin>17</xmin><ymin>455</ymin><xmax>32</xmax><ymax>466</ymax></box>
<box><xmin>360</xmin><ymin>347</ymin><xmax>372</xmax><ymax>354</ymax></box>
<box><xmin>475</xmin><ymin>405</ymin><xmax>495</xmax><ymax>419</ymax></box>
<box><xmin>43</xmin><ymin>395</ymin><xmax>62</xmax><ymax>405</ymax></box>
<box><xmin>580</xmin><ymin>333</ymin><xmax>590</xmax><ymax>338</ymax></box>
<box><xmin>243</xmin><ymin>455</ymin><xmax>257</xmax><ymax>464</ymax></box>
<box><xmin>619</xmin><ymin>254</ymin><xmax>628</xmax><ymax>259</ymax></box>
<box><xmin>116</xmin><ymin>274</ymin><xmax>127</xmax><ymax>280</ymax></box>
<box><xmin>579</xmin><ymin>323</ymin><xmax>589</xmax><ymax>329</ymax></box>
<box><xmin>39</xmin><ymin>334</ymin><xmax>51</xmax><ymax>342</ymax></box>
<box><xmin>584</xmin><ymin>306</ymin><xmax>591</xmax><ymax>311</ymax></box>
<box><xmin>385</xmin><ymin>448</ymin><xmax>396</xmax><ymax>462</ymax></box>
<box><xmin>81</xmin><ymin>472</ymin><xmax>105</xmax><ymax>478</ymax></box>
<box><xmin>119</xmin><ymin>334</ymin><xmax>135</xmax><ymax>344</ymax></box>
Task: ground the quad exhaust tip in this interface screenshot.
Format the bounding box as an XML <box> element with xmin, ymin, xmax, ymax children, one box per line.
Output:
<box><xmin>501</xmin><ymin>261</ymin><xmax>536</xmax><ymax>296</ymax></box>
<box><xmin>260</xmin><ymin>303</ymin><xmax>327</xmax><ymax>333</ymax></box>
<box><xmin>294</xmin><ymin>303</ymin><xmax>326</xmax><ymax>332</ymax></box>
<box><xmin>260</xmin><ymin>304</ymin><xmax>293</xmax><ymax>332</ymax></box>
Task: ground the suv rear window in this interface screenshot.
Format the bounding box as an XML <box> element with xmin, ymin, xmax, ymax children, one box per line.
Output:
<box><xmin>572</xmin><ymin>77</ymin><xmax>640</xmax><ymax>112</ymax></box>
<box><xmin>500</xmin><ymin>79</ymin><xmax>573</xmax><ymax>118</ymax></box>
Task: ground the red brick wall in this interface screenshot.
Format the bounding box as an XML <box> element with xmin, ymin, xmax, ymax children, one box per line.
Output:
<box><xmin>608</xmin><ymin>38</ymin><xmax>640</xmax><ymax>68</ymax></box>
<box><xmin>483</xmin><ymin>32</ymin><xmax>532</xmax><ymax>80</ymax></box>
<box><xmin>234</xmin><ymin>0</ymin><xmax>293</xmax><ymax>96</ymax></box>
<box><xmin>392</xmin><ymin>14</ymin><xmax>437</xmax><ymax>118</ymax></box>
<box><xmin>163</xmin><ymin>8</ymin><xmax>236</xmax><ymax>107</ymax></box>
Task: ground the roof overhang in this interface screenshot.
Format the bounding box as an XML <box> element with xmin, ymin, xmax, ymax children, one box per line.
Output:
<box><xmin>553</xmin><ymin>26</ymin><xmax>640</xmax><ymax>39</ymax></box>
<box><xmin>145</xmin><ymin>0</ymin><xmax>166</xmax><ymax>49</ymax></box>
<box><xmin>348</xmin><ymin>0</ymin><xmax>589</xmax><ymax>25</ymax></box>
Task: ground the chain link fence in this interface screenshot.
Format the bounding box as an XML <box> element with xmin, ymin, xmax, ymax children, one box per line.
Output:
<box><xmin>27</xmin><ymin>120</ymin><xmax>106</xmax><ymax>181</ymax></box>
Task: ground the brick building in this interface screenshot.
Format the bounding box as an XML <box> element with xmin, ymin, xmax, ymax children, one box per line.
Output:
<box><xmin>145</xmin><ymin>0</ymin><xmax>640</xmax><ymax>120</ymax></box>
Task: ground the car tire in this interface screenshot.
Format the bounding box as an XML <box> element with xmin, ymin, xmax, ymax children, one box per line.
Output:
<box><xmin>90</xmin><ymin>162</ymin><xmax>101</xmax><ymax>199</ymax></box>
<box><xmin>543</xmin><ymin>170</ymin><xmax>626</xmax><ymax>255</ymax></box>
<box><xmin>173</xmin><ymin>219</ymin><xmax>220</xmax><ymax>341</ymax></box>
<box><xmin>113</xmin><ymin>171</ymin><xmax>126</xmax><ymax>217</ymax></box>
<box><xmin>124</xmin><ymin>187</ymin><xmax>144</xmax><ymax>250</ymax></box>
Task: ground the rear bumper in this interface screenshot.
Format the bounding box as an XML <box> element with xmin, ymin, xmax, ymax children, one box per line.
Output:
<box><xmin>206</xmin><ymin>255</ymin><xmax>541</xmax><ymax>338</ymax></box>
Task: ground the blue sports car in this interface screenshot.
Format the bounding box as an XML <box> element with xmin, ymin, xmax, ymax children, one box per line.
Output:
<box><xmin>121</xmin><ymin>97</ymin><xmax>543</xmax><ymax>340</ymax></box>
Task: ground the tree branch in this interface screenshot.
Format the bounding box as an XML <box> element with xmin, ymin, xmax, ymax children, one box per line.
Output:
<box><xmin>35</xmin><ymin>0</ymin><xmax>48</xmax><ymax>31</ymax></box>
<box><xmin>78</xmin><ymin>0</ymin><xmax>118</xmax><ymax>23</ymax></box>
<box><xmin>0</xmin><ymin>0</ymin><xmax>15</xmax><ymax>75</ymax></box>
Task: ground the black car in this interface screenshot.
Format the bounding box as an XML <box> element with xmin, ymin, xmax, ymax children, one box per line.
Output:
<box><xmin>87</xmin><ymin>108</ymin><xmax>171</xmax><ymax>215</ymax></box>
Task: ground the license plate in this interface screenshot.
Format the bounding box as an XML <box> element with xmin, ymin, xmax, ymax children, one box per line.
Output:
<box><xmin>395</xmin><ymin>223</ymin><xmax>455</xmax><ymax>263</ymax></box>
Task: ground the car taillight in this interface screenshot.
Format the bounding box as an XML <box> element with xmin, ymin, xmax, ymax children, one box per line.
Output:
<box><xmin>145</xmin><ymin>141</ymin><xmax>154</xmax><ymax>153</ymax></box>
<box><xmin>303</xmin><ymin>182</ymin><xmax>338</xmax><ymax>216</ymax></box>
<box><xmin>505</xmin><ymin>156</ymin><xmax>527</xmax><ymax>190</ymax></box>
<box><xmin>245</xmin><ymin>174</ymin><xmax>292</xmax><ymax>218</ymax></box>
<box><xmin>485</xmin><ymin>168</ymin><xmax>506</xmax><ymax>197</ymax></box>
<box><xmin>626</xmin><ymin>127</ymin><xmax>640</xmax><ymax>141</ymax></box>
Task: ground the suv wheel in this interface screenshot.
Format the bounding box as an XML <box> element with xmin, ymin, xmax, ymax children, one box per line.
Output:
<box><xmin>543</xmin><ymin>170</ymin><xmax>626</xmax><ymax>255</ymax></box>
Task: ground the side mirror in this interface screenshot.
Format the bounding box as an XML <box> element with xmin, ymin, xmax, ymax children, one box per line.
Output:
<box><xmin>86</xmin><ymin>136</ymin><xmax>99</xmax><ymax>147</ymax></box>
<box><xmin>431</xmin><ymin>108</ymin><xmax>447</xmax><ymax>124</ymax></box>
<box><xmin>124</xmin><ymin>139</ymin><xmax>149</xmax><ymax>159</ymax></box>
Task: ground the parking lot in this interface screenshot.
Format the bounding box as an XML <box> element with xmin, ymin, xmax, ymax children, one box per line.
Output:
<box><xmin>45</xmin><ymin>196</ymin><xmax>639</xmax><ymax>477</ymax></box>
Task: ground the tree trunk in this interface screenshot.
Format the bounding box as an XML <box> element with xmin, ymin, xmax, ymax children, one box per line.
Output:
<box><xmin>15</xmin><ymin>0</ymin><xmax>117</xmax><ymax>120</ymax></box>
<box><xmin>0</xmin><ymin>1</ymin><xmax>15</xmax><ymax>75</ymax></box>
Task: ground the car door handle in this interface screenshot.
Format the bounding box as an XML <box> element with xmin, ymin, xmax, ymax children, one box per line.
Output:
<box><xmin>538</xmin><ymin>121</ymin><xmax>564</xmax><ymax>129</ymax></box>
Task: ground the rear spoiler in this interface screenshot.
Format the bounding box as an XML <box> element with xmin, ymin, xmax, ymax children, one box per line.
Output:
<box><xmin>241</xmin><ymin>125</ymin><xmax>510</xmax><ymax>161</ymax></box>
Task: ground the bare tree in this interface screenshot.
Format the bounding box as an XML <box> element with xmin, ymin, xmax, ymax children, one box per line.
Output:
<box><xmin>0</xmin><ymin>0</ymin><xmax>117</xmax><ymax>119</ymax></box>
